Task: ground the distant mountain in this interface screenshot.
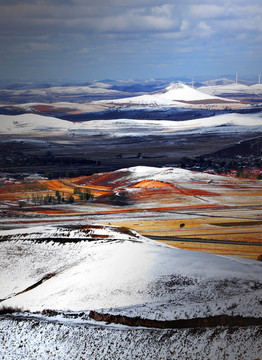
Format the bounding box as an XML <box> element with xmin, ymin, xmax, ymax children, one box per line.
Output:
<box><xmin>202</xmin><ymin>78</ymin><xmax>234</xmax><ymax>86</ymax></box>
<box><xmin>199</xmin><ymin>83</ymin><xmax>262</xmax><ymax>96</ymax></box>
<box><xmin>107</xmin><ymin>79</ymin><xmax>169</xmax><ymax>93</ymax></box>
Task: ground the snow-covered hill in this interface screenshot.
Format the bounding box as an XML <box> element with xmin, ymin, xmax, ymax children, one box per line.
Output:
<box><xmin>89</xmin><ymin>112</ymin><xmax>262</xmax><ymax>138</ymax></box>
<box><xmin>0</xmin><ymin>113</ymin><xmax>70</xmax><ymax>136</ymax></box>
<box><xmin>88</xmin><ymin>165</ymin><xmax>224</xmax><ymax>189</ymax></box>
<box><xmin>0</xmin><ymin>224</ymin><xmax>261</xmax><ymax>320</ymax></box>
<box><xmin>1</xmin><ymin>111</ymin><xmax>262</xmax><ymax>137</ymax></box>
<box><xmin>98</xmin><ymin>82</ymin><xmax>233</xmax><ymax>106</ymax></box>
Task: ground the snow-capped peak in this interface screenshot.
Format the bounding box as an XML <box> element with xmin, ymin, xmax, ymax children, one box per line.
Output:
<box><xmin>97</xmin><ymin>82</ymin><xmax>233</xmax><ymax>106</ymax></box>
<box><xmin>165</xmin><ymin>82</ymin><xmax>185</xmax><ymax>91</ymax></box>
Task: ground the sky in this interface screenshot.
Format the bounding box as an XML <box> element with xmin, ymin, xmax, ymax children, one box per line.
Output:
<box><xmin>0</xmin><ymin>0</ymin><xmax>262</xmax><ymax>82</ymax></box>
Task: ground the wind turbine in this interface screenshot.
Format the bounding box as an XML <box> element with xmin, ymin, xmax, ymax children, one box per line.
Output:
<box><xmin>192</xmin><ymin>76</ymin><xmax>194</xmax><ymax>88</ymax></box>
<box><xmin>235</xmin><ymin>72</ymin><xmax>238</xmax><ymax>84</ymax></box>
<box><xmin>259</xmin><ymin>74</ymin><xmax>261</xmax><ymax>85</ymax></box>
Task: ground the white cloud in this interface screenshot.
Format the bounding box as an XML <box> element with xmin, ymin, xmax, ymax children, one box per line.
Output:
<box><xmin>190</xmin><ymin>4</ymin><xmax>226</xmax><ymax>19</ymax></box>
<box><xmin>197</xmin><ymin>21</ymin><xmax>213</xmax><ymax>37</ymax></box>
<box><xmin>151</xmin><ymin>4</ymin><xmax>173</xmax><ymax>17</ymax></box>
<box><xmin>180</xmin><ymin>20</ymin><xmax>189</xmax><ymax>32</ymax></box>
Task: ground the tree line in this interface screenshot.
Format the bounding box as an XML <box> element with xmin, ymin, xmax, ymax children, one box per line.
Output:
<box><xmin>19</xmin><ymin>188</ymin><xmax>93</xmax><ymax>207</ymax></box>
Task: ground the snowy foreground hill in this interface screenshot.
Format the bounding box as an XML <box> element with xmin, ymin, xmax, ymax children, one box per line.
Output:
<box><xmin>0</xmin><ymin>224</ymin><xmax>262</xmax><ymax>359</ymax></box>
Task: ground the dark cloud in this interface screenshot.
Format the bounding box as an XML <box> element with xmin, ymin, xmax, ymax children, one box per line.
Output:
<box><xmin>1</xmin><ymin>0</ymin><xmax>261</xmax><ymax>38</ymax></box>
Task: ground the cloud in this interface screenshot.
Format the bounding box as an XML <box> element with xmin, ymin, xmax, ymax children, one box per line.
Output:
<box><xmin>96</xmin><ymin>13</ymin><xmax>175</xmax><ymax>33</ymax></box>
<box><xmin>197</xmin><ymin>21</ymin><xmax>213</xmax><ymax>38</ymax></box>
<box><xmin>0</xmin><ymin>0</ymin><xmax>261</xmax><ymax>39</ymax></box>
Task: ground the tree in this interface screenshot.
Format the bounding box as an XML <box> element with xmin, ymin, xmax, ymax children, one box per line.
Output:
<box><xmin>73</xmin><ymin>187</ymin><xmax>93</xmax><ymax>201</ymax></box>
<box><xmin>67</xmin><ymin>195</ymin><xmax>74</xmax><ymax>203</ymax></box>
<box><xmin>18</xmin><ymin>200</ymin><xmax>26</xmax><ymax>208</ymax></box>
<box><xmin>83</xmin><ymin>189</ymin><xmax>93</xmax><ymax>201</ymax></box>
<box><xmin>55</xmin><ymin>190</ymin><xmax>62</xmax><ymax>203</ymax></box>
<box><xmin>73</xmin><ymin>187</ymin><xmax>81</xmax><ymax>195</ymax></box>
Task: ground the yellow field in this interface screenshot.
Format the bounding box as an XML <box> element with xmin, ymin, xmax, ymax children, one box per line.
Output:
<box><xmin>101</xmin><ymin>216</ymin><xmax>262</xmax><ymax>260</ymax></box>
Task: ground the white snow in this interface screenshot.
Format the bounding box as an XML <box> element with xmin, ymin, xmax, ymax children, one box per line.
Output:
<box><xmin>0</xmin><ymin>113</ymin><xmax>70</xmax><ymax>135</ymax></box>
